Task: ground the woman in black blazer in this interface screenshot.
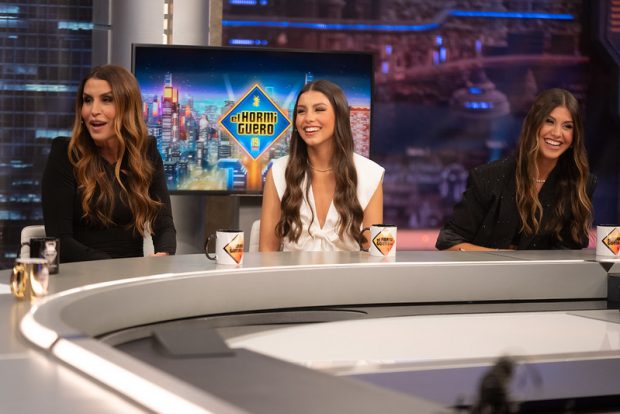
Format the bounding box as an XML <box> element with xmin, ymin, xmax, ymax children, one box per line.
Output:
<box><xmin>436</xmin><ymin>88</ymin><xmax>595</xmax><ymax>251</ymax></box>
<box><xmin>42</xmin><ymin>65</ymin><xmax>176</xmax><ymax>262</ymax></box>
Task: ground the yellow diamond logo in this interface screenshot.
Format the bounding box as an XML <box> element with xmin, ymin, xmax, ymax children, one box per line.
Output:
<box><xmin>218</xmin><ymin>84</ymin><xmax>291</xmax><ymax>159</ymax></box>
<box><xmin>372</xmin><ymin>230</ymin><xmax>395</xmax><ymax>256</ymax></box>
<box><xmin>603</xmin><ymin>228</ymin><xmax>620</xmax><ymax>255</ymax></box>
<box><xmin>224</xmin><ymin>234</ymin><xmax>244</xmax><ymax>264</ymax></box>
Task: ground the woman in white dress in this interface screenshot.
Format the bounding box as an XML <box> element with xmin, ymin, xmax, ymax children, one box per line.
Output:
<box><xmin>260</xmin><ymin>80</ymin><xmax>384</xmax><ymax>252</ymax></box>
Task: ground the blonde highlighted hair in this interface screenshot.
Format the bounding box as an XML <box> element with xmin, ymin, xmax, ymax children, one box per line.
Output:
<box><xmin>515</xmin><ymin>88</ymin><xmax>592</xmax><ymax>244</ymax></box>
<box><xmin>69</xmin><ymin>65</ymin><xmax>161</xmax><ymax>236</ymax></box>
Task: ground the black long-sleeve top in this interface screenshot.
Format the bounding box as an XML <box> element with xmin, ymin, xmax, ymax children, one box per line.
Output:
<box><xmin>42</xmin><ymin>137</ymin><xmax>176</xmax><ymax>263</ymax></box>
<box><xmin>436</xmin><ymin>155</ymin><xmax>596</xmax><ymax>250</ymax></box>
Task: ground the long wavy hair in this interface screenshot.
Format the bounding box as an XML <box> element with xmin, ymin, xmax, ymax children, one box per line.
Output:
<box><xmin>68</xmin><ymin>65</ymin><xmax>161</xmax><ymax>236</ymax></box>
<box><xmin>515</xmin><ymin>88</ymin><xmax>592</xmax><ymax>243</ymax></box>
<box><xmin>275</xmin><ymin>80</ymin><xmax>365</xmax><ymax>246</ymax></box>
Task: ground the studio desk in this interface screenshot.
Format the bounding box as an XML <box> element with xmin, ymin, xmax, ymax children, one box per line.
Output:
<box><xmin>3</xmin><ymin>250</ymin><xmax>620</xmax><ymax>413</ymax></box>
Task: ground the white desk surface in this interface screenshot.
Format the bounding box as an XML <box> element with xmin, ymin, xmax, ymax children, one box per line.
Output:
<box><xmin>0</xmin><ymin>250</ymin><xmax>615</xmax><ymax>413</ymax></box>
<box><xmin>0</xmin><ymin>292</ymin><xmax>146</xmax><ymax>413</ymax></box>
<box><xmin>228</xmin><ymin>311</ymin><xmax>620</xmax><ymax>374</ymax></box>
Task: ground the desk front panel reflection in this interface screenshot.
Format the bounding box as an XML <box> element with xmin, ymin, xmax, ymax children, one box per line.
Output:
<box><xmin>6</xmin><ymin>250</ymin><xmax>616</xmax><ymax>413</ymax></box>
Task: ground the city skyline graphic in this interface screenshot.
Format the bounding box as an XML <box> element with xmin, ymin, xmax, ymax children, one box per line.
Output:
<box><xmin>135</xmin><ymin>45</ymin><xmax>373</xmax><ymax>192</ymax></box>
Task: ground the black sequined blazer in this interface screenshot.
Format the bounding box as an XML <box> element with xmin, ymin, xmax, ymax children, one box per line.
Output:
<box><xmin>436</xmin><ymin>155</ymin><xmax>596</xmax><ymax>250</ymax></box>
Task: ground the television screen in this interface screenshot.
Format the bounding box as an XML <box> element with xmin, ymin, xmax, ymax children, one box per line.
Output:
<box><xmin>131</xmin><ymin>44</ymin><xmax>374</xmax><ymax>193</ymax></box>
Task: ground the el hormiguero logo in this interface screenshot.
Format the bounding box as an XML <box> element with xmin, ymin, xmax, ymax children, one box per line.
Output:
<box><xmin>218</xmin><ymin>84</ymin><xmax>291</xmax><ymax>159</ymax></box>
<box><xmin>603</xmin><ymin>227</ymin><xmax>620</xmax><ymax>255</ymax></box>
<box><xmin>223</xmin><ymin>233</ymin><xmax>244</xmax><ymax>264</ymax></box>
<box><xmin>372</xmin><ymin>229</ymin><xmax>395</xmax><ymax>256</ymax></box>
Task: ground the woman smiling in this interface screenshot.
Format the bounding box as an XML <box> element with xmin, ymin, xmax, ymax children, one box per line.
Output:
<box><xmin>436</xmin><ymin>88</ymin><xmax>596</xmax><ymax>251</ymax></box>
<box><xmin>42</xmin><ymin>65</ymin><xmax>176</xmax><ymax>262</ymax></box>
<box><xmin>259</xmin><ymin>80</ymin><xmax>384</xmax><ymax>252</ymax></box>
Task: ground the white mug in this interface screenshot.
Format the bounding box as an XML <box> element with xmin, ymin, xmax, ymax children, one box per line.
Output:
<box><xmin>596</xmin><ymin>225</ymin><xmax>620</xmax><ymax>260</ymax></box>
<box><xmin>205</xmin><ymin>229</ymin><xmax>244</xmax><ymax>265</ymax></box>
<box><xmin>364</xmin><ymin>224</ymin><xmax>397</xmax><ymax>257</ymax></box>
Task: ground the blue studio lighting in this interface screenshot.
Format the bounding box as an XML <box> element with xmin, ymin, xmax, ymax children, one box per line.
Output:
<box><xmin>464</xmin><ymin>101</ymin><xmax>493</xmax><ymax>109</ymax></box>
<box><xmin>222</xmin><ymin>20</ymin><xmax>439</xmax><ymax>32</ymax></box>
<box><xmin>450</xmin><ymin>10</ymin><xmax>573</xmax><ymax>20</ymax></box>
<box><xmin>223</xmin><ymin>9</ymin><xmax>573</xmax><ymax>33</ymax></box>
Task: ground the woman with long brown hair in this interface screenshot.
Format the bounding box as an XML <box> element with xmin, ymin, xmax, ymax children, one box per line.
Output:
<box><xmin>42</xmin><ymin>65</ymin><xmax>176</xmax><ymax>262</ymax></box>
<box><xmin>436</xmin><ymin>88</ymin><xmax>595</xmax><ymax>251</ymax></box>
<box><xmin>260</xmin><ymin>80</ymin><xmax>384</xmax><ymax>251</ymax></box>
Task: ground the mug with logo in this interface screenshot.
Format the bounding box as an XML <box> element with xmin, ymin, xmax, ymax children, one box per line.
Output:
<box><xmin>10</xmin><ymin>257</ymin><xmax>49</xmax><ymax>301</ymax></box>
<box><xmin>25</xmin><ymin>237</ymin><xmax>60</xmax><ymax>274</ymax></box>
<box><xmin>364</xmin><ymin>224</ymin><xmax>397</xmax><ymax>257</ymax></box>
<box><xmin>204</xmin><ymin>229</ymin><xmax>244</xmax><ymax>265</ymax></box>
<box><xmin>596</xmin><ymin>225</ymin><xmax>620</xmax><ymax>260</ymax></box>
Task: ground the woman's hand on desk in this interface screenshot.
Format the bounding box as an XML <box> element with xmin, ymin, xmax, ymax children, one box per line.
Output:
<box><xmin>152</xmin><ymin>252</ymin><xmax>170</xmax><ymax>256</ymax></box>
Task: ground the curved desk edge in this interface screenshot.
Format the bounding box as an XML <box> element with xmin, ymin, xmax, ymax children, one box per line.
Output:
<box><xmin>18</xmin><ymin>251</ymin><xmax>611</xmax><ymax>412</ymax></box>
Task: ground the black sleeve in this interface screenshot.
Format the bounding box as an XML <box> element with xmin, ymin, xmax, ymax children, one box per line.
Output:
<box><xmin>147</xmin><ymin>138</ymin><xmax>177</xmax><ymax>254</ymax></box>
<box><xmin>435</xmin><ymin>168</ymin><xmax>491</xmax><ymax>250</ymax></box>
<box><xmin>41</xmin><ymin>137</ymin><xmax>112</xmax><ymax>262</ymax></box>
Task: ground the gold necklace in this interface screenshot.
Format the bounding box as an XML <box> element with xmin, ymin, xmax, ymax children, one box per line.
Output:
<box><xmin>308</xmin><ymin>163</ymin><xmax>332</xmax><ymax>172</ymax></box>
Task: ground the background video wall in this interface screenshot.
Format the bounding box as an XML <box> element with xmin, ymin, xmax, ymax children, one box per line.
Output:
<box><xmin>222</xmin><ymin>0</ymin><xmax>619</xmax><ymax>230</ymax></box>
<box><xmin>0</xmin><ymin>0</ymin><xmax>93</xmax><ymax>269</ymax></box>
<box><xmin>1</xmin><ymin>0</ymin><xmax>619</xmax><ymax>268</ymax></box>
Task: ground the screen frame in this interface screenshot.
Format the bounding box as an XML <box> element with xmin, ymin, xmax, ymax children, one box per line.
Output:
<box><xmin>131</xmin><ymin>43</ymin><xmax>375</xmax><ymax>195</ymax></box>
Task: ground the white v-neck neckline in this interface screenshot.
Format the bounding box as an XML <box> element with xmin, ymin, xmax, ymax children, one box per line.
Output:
<box><xmin>308</xmin><ymin>185</ymin><xmax>335</xmax><ymax>231</ymax></box>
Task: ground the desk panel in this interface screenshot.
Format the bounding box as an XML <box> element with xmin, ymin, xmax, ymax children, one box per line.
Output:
<box><xmin>3</xmin><ymin>250</ymin><xmax>614</xmax><ymax>413</ymax></box>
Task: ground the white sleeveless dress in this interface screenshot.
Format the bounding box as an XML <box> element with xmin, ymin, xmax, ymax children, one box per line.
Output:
<box><xmin>270</xmin><ymin>154</ymin><xmax>384</xmax><ymax>251</ymax></box>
